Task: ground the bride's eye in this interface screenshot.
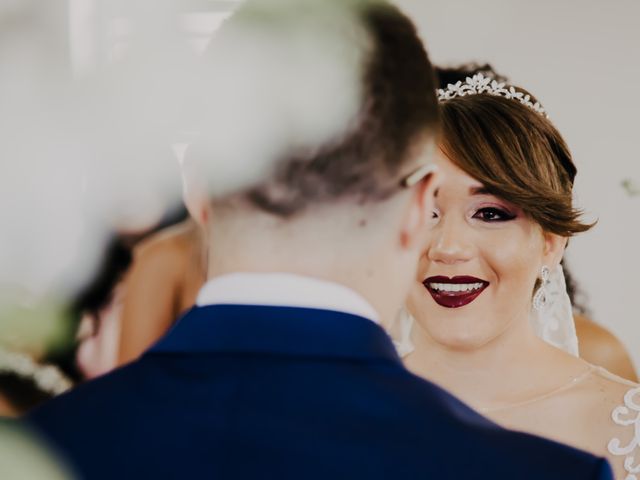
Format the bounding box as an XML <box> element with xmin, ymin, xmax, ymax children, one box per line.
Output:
<box><xmin>473</xmin><ymin>207</ymin><xmax>516</xmax><ymax>222</ymax></box>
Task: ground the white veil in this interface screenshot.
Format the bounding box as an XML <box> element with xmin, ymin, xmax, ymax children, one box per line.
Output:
<box><xmin>392</xmin><ymin>264</ymin><xmax>580</xmax><ymax>358</ymax></box>
<box><xmin>529</xmin><ymin>264</ymin><xmax>579</xmax><ymax>357</ymax></box>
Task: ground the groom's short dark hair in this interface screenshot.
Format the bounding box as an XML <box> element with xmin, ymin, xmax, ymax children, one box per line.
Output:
<box><xmin>225</xmin><ymin>1</ymin><xmax>439</xmax><ymax>216</ymax></box>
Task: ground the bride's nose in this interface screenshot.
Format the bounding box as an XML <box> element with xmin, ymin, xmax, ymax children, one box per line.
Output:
<box><xmin>427</xmin><ymin>215</ymin><xmax>474</xmax><ymax>265</ymax></box>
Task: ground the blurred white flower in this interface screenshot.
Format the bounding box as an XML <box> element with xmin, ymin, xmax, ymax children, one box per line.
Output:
<box><xmin>187</xmin><ymin>0</ymin><xmax>370</xmax><ymax>197</ymax></box>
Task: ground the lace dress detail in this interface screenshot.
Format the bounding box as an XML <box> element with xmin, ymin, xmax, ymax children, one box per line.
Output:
<box><xmin>607</xmin><ymin>371</ymin><xmax>640</xmax><ymax>480</ymax></box>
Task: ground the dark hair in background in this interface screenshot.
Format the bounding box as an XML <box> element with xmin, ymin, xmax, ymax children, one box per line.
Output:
<box><xmin>435</xmin><ymin>62</ymin><xmax>591</xmax><ymax>313</ymax></box>
<box><xmin>70</xmin><ymin>238</ymin><xmax>132</xmax><ymax>318</ymax></box>
<box><xmin>42</xmin><ymin>236</ymin><xmax>132</xmax><ymax>382</ymax></box>
<box><xmin>0</xmin><ymin>374</ymin><xmax>52</xmax><ymax>415</ymax></box>
<box><xmin>239</xmin><ymin>1</ymin><xmax>440</xmax><ymax>216</ymax></box>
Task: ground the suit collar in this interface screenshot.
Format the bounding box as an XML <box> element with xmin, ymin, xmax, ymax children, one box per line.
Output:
<box><xmin>195</xmin><ymin>273</ymin><xmax>380</xmax><ymax>324</ymax></box>
<box><xmin>148</xmin><ymin>304</ymin><xmax>401</xmax><ymax>364</ymax></box>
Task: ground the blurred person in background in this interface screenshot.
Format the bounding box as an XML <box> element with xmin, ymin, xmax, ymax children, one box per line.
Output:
<box><xmin>66</xmin><ymin>206</ymin><xmax>192</xmax><ymax>378</ymax></box>
<box><xmin>72</xmin><ymin>237</ymin><xmax>132</xmax><ymax>379</ymax></box>
<box><xmin>116</xmin><ymin>217</ymin><xmax>205</xmax><ymax>365</ymax></box>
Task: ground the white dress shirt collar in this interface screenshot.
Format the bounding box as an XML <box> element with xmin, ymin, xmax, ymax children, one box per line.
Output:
<box><xmin>196</xmin><ymin>273</ymin><xmax>379</xmax><ymax>324</ymax></box>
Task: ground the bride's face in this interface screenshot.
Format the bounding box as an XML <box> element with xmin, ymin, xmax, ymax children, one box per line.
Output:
<box><xmin>408</xmin><ymin>151</ymin><xmax>559</xmax><ymax>350</ymax></box>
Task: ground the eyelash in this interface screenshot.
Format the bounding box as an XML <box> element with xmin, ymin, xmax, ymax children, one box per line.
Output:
<box><xmin>472</xmin><ymin>207</ymin><xmax>516</xmax><ymax>222</ymax></box>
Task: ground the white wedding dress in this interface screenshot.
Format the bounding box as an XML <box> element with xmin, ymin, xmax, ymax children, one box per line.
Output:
<box><xmin>393</xmin><ymin>266</ymin><xmax>640</xmax><ymax>480</ymax></box>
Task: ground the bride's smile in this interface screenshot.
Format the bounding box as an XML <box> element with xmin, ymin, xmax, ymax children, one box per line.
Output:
<box><xmin>423</xmin><ymin>275</ymin><xmax>489</xmax><ymax>308</ymax></box>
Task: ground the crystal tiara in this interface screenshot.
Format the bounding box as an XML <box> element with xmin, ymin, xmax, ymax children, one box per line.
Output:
<box><xmin>437</xmin><ymin>73</ymin><xmax>548</xmax><ymax>118</ymax></box>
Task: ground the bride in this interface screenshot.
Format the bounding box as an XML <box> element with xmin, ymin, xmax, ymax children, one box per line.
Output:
<box><xmin>396</xmin><ymin>74</ymin><xmax>640</xmax><ymax>480</ymax></box>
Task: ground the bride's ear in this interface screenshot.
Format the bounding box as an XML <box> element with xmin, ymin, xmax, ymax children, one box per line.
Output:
<box><xmin>542</xmin><ymin>231</ymin><xmax>568</xmax><ymax>270</ymax></box>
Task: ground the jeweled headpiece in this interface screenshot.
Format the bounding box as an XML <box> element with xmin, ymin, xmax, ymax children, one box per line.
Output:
<box><xmin>437</xmin><ymin>73</ymin><xmax>548</xmax><ymax>118</ymax></box>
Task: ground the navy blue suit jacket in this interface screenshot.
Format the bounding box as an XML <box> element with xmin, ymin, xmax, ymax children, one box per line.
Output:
<box><xmin>29</xmin><ymin>305</ymin><xmax>613</xmax><ymax>479</ymax></box>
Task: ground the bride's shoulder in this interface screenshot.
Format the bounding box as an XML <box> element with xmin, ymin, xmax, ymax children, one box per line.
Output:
<box><xmin>584</xmin><ymin>365</ymin><xmax>638</xmax><ymax>401</ymax></box>
<box><xmin>574</xmin><ymin>365</ymin><xmax>638</xmax><ymax>418</ymax></box>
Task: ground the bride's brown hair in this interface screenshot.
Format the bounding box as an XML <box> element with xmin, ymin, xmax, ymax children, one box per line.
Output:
<box><xmin>439</xmin><ymin>91</ymin><xmax>594</xmax><ymax>237</ymax></box>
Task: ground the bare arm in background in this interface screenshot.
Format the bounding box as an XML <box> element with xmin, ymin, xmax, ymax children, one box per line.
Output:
<box><xmin>576</xmin><ymin>314</ymin><xmax>638</xmax><ymax>382</ymax></box>
<box><xmin>117</xmin><ymin>221</ymin><xmax>203</xmax><ymax>365</ymax></box>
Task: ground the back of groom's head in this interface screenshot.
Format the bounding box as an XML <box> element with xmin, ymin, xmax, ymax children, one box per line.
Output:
<box><xmin>188</xmin><ymin>0</ymin><xmax>439</xmax><ymax>218</ymax></box>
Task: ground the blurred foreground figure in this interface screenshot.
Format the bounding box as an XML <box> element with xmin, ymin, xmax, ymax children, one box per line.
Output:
<box><xmin>29</xmin><ymin>1</ymin><xmax>611</xmax><ymax>479</ymax></box>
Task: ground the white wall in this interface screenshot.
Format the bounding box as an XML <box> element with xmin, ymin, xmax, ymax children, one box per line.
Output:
<box><xmin>395</xmin><ymin>0</ymin><xmax>640</xmax><ymax>365</ymax></box>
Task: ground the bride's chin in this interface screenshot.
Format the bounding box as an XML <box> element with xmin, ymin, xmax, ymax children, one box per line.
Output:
<box><xmin>433</xmin><ymin>333</ymin><xmax>492</xmax><ymax>352</ymax></box>
<box><xmin>416</xmin><ymin>320</ymin><xmax>500</xmax><ymax>352</ymax></box>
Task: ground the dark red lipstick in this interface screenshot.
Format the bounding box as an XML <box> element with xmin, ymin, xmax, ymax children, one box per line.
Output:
<box><xmin>423</xmin><ymin>276</ymin><xmax>489</xmax><ymax>309</ymax></box>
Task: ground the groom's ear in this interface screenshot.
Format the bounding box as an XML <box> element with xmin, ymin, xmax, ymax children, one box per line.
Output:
<box><xmin>399</xmin><ymin>167</ymin><xmax>439</xmax><ymax>250</ymax></box>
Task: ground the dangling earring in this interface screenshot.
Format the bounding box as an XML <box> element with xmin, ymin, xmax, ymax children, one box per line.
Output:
<box><xmin>533</xmin><ymin>265</ymin><xmax>551</xmax><ymax>311</ymax></box>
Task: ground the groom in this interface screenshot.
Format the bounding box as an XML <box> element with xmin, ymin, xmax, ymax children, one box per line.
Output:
<box><xmin>29</xmin><ymin>1</ymin><xmax>612</xmax><ymax>479</ymax></box>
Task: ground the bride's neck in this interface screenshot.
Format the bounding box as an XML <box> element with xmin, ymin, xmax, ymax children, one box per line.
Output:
<box><xmin>404</xmin><ymin>315</ymin><xmax>582</xmax><ymax>410</ymax></box>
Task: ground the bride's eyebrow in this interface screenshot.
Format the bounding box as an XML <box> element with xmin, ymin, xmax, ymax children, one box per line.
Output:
<box><xmin>469</xmin><ymin>186</ymin><xmax>492</xmax><ymax>196</ymax></box>
<box><xmin>434</xmin><ymin>186</ymin><xmax>498</xmax><ymax>198</ymax></box>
